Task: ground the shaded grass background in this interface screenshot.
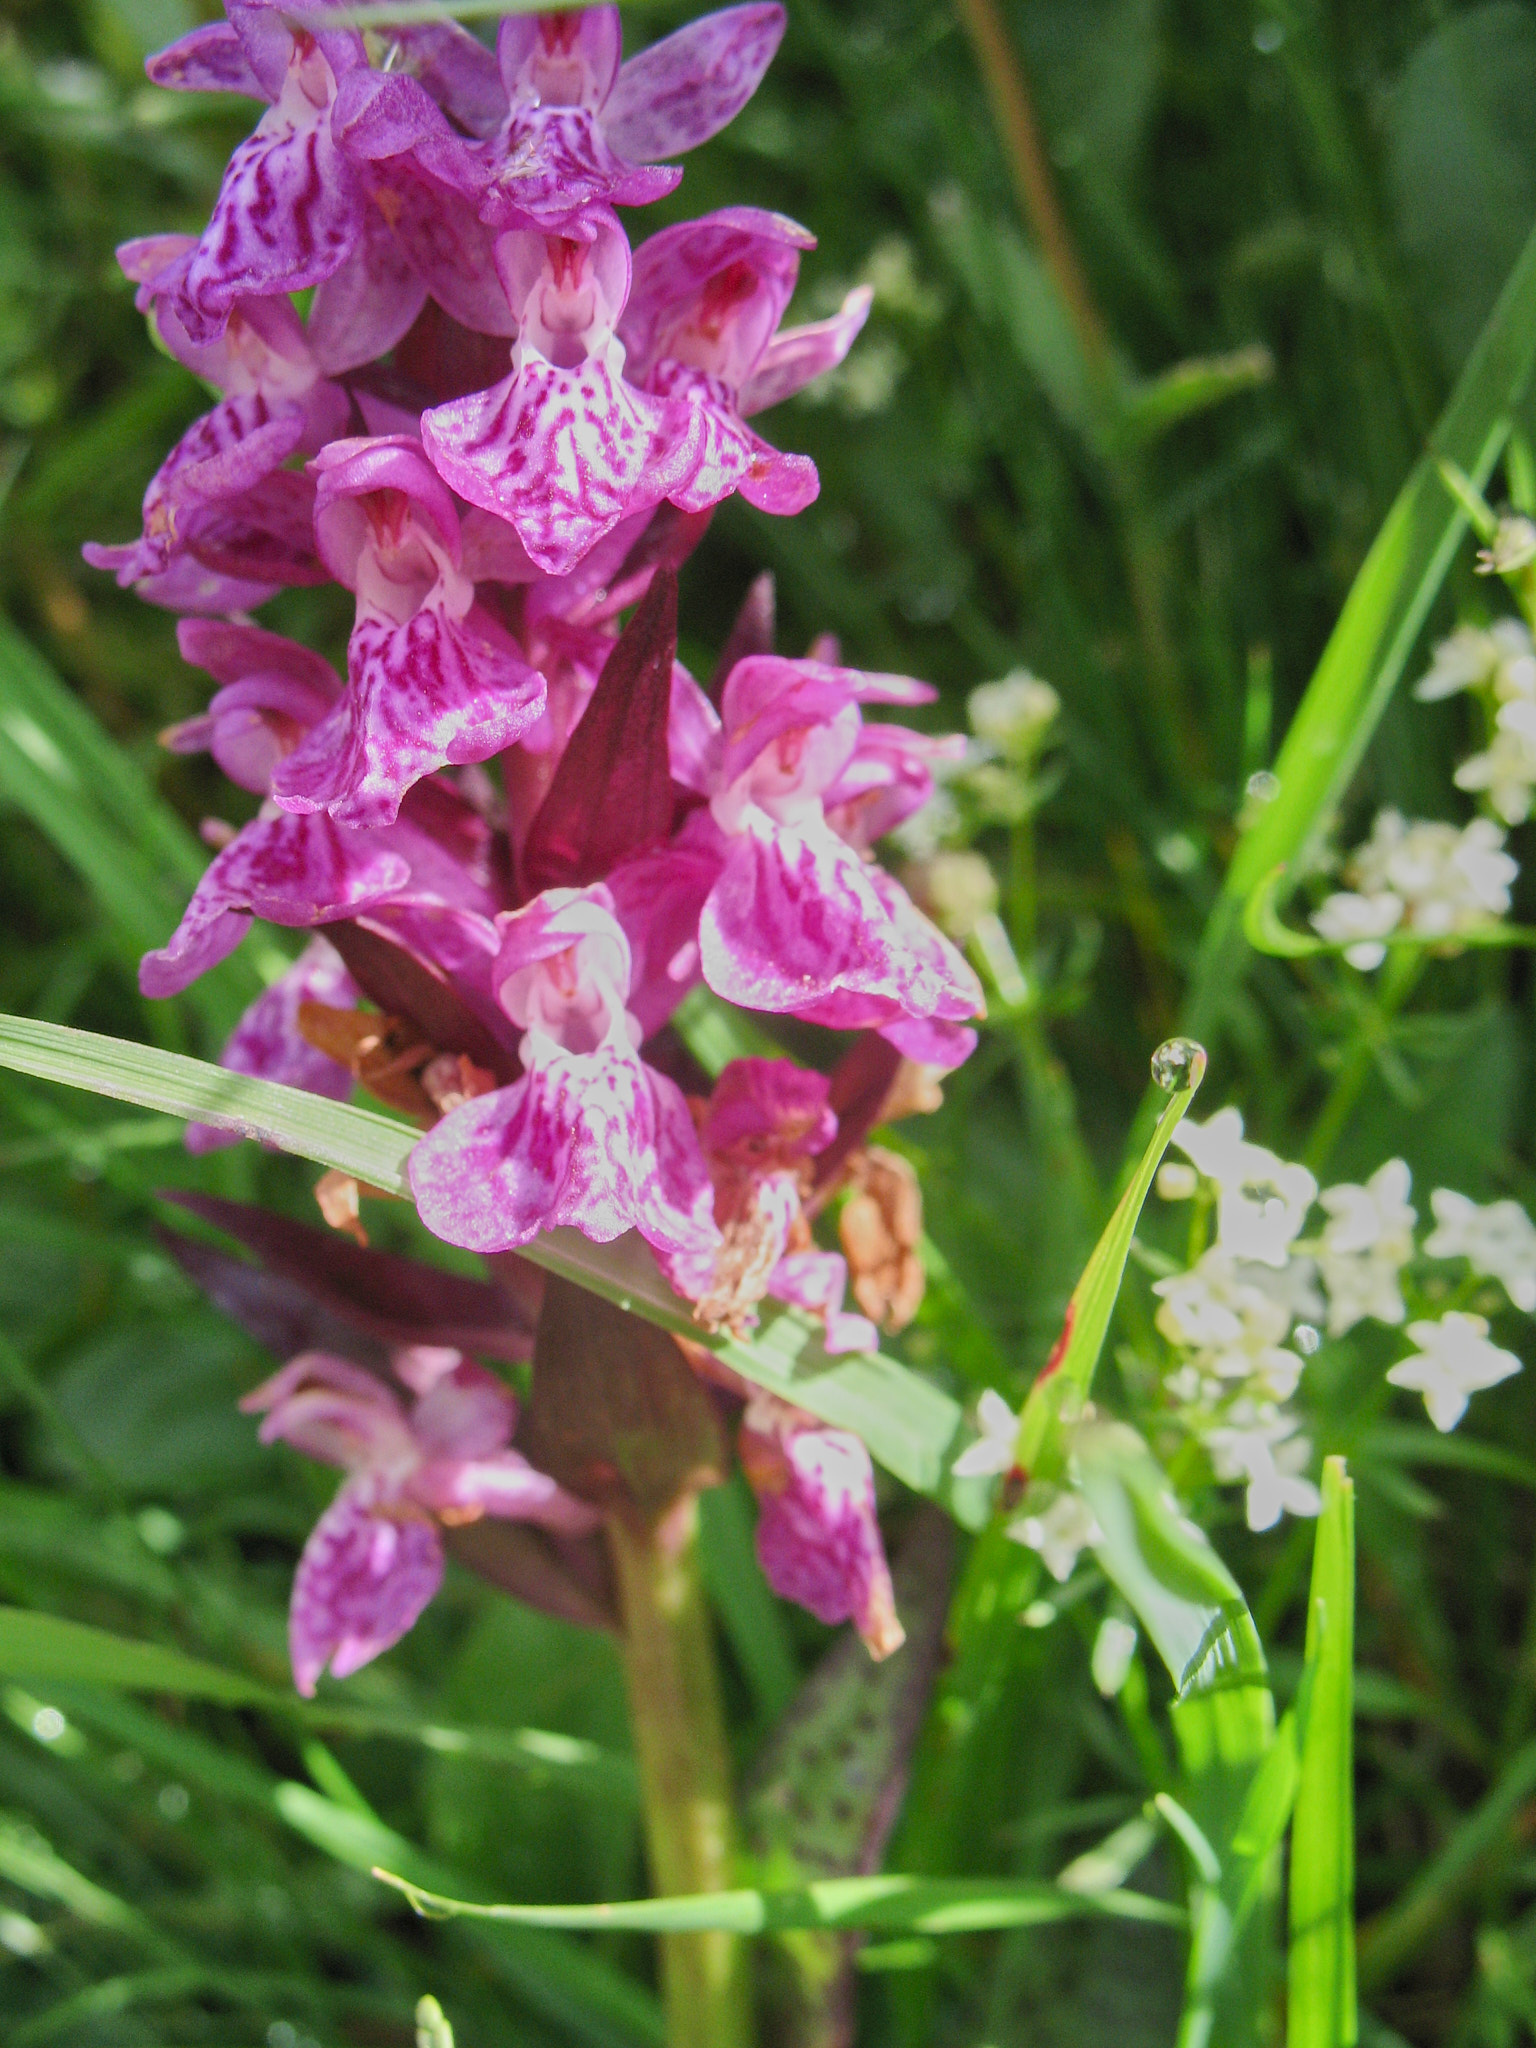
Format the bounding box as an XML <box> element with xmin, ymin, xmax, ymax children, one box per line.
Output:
<box><xmin>2</xmin><ymin>0</ymin><xmax>1536</xmax><ymax>2041</ymax></box>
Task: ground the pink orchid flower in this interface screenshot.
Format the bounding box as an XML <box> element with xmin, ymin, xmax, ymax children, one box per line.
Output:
<box><xmin>739</xmin><ymin>1392</ymin><xmax>903</xmax><ymax>1658</ymax></box>
<box><xmin>409</xmin><ymin>885</ymin><xmax>720</xmax><ymax>1258</ymax></box>
<box><xmin>666</xmin><ymin>655</ymin><xmax>983</xmax><ymax>1038</ymax></box>
<box><xmin>621</xmin><ymin>207</ymin><xmax>871</xmax><ymax>519</ymax></box>
<box><xmin>660</xmin><ymin>1057</ymin><xmax>878</xmax><ymax>1353</ymax></box>
<box><xmin>244</xmin><ymin>1346</ymin><xmax>596</xmax><ymax>1694</ymax></box>
<box><xmin>335</xmin><ymin>5</ymin><xmax>784</xmax><ymax>245</ymax></box>
<box><xmin>268</xmin><ymin>437</ymin><xmax>547</xmax><ymax>829</ymax></box>
<box><xmin>144</xmin><ymin>2</ymin><xmax>371</xmax><ymax>344</ymax></box>
<box><xmin>83</xmin><ymin>239</ymin><xmax>344</xmax><ymax>603</ymax></box>
<box><xmin>421</xmin><ymin>212</ymin><xmax>679</xmax><ymax>575</ymax></box>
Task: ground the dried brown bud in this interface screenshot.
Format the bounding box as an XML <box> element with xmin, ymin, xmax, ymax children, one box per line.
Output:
<box><xmin>839</xmin><ymin>1146</ymin><xmax>926</xmax><ymax>1332</ymax></box>
<box><xmin>297</xmin><ymin>1001</ymin><xmax>435</xmax><ymax>1119</ymax></box>
<box><xmin>313</xmin><ymin>1169</ymin><xmax>398</xmax><ymax>1247</ymax></box>
<box><xmin>419</xmin><ymin>1052</ymin><xmax>498</xmax><ymax>1115</ymax></box>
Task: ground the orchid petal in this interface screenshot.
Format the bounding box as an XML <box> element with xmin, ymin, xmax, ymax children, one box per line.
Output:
<box><xmin>289</xmin><ymin>1482</ymin><xmax>443</xmax><ymax>1695</ymax></box>
<box><xmin>272</xmin><ymin>602</ymin><xmax>546</xmax><ymax>829</ymax></box>
<box><xmin>139</xmin><ymin>811</ymin><xmax>412</xmax><ymax>998</ymax></box>
<box><xmin>422</xmin><ymin>355</ymin><xmax>665</xmax><ymax>576</ymax></box>
<box><xmin>389</xmin><ymin>21</ymin><xmax>507</xmax><ymax>137</ymax></box>
<box><xmin>179</xmin><ymin>47</ymin><xmax>365</xmax><ymax>341</ymax></box>
<box><xmin>307</xmin><ymin>207</ymin><xmax>428</xmax><ymax>375</ymax></box>
<box><xmin>700</xmin><ymin>812</ymin><xmax>981</xmax><ymax>1023</ymax></box>
<box><xmin>604</xmin><ymin>4</ymin><xmax>786</xmax><ymax>162</ymax></box>
<box><xmin>740</xmin><ymin>286</ymin><xmax>874</xmax><ymax>416</ymax></box>
<box><xmin>409</xmin><ymin>1045</ymin><xmax>718</xmax><ymax>1258</ymax></box>
<box><xmin>146</xmin><ymin>23</ymin><xmax>264</xmax><ymax>97</ymax></box>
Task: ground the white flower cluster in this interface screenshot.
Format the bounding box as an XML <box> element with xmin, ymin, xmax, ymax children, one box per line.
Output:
<box><xmin>949</xmin><ymin>1122</ymin><xmax>1533</xmax><ymax>1578</ymax></box>
<box><xmin>1311</xmin><ymin>811</ymin><xmax>1516</xmax><ymax>969</ymax></box>
<box><xmin>1152</xmin><ymin>1111</ymin><xmax>1530</xmax><ymax>1525</ymax></box>
<box><xmin>1310</xmin><ymin>618</ymin><xmax>1536</xmax><ymax>968</ymax></box>
<box><xmin>1419</xmin><ymin>619</ymin><xmax>1536</xmax><ymax>826</ymax></box>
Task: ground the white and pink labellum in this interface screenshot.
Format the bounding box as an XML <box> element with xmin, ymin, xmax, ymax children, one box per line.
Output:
<box><xmin>269</xmin><ymin>437</ymin><xmax>546</xmax><ymax>830</ymax></box>
<box><xmin>739</xmin><ymin>1392</ymin><xmax>903</xmax><ymax>1657</ymax></box>
<box><xmin>147</xmin><ymin>4</ymin><xmax>370</xmax><ymax>343</ymax></box>
<box><xmin>185</xmin><ymin>937</ymin><xmax>360</xmax><ymax>1157</ymax></box>
<box><xmin>242</xmin><ymin>1347</ymin><xmax>595</xmax><ymax>1693</ymax></box>
<box><xmin>409</xmin><ymin>885</ymin><xmax>720</xmax><ymax>1258</ymax></box>
<box><xmin>421</xmin><ymin>215</ymin><xmax>674</xmax><ymax>575</ymax></box>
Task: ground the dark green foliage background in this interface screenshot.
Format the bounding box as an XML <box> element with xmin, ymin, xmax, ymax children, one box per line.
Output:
<box><xmin>2</xmin><ymin>0</ymin><xmax>1536</xmax><ymax>2042</ymax></box>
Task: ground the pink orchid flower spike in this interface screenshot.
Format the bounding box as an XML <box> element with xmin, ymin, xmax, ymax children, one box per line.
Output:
<box><xmin>270</xmin><ymin>437</ymin><xmax>547</xmax><ymax>829</ymax></box>
<box><xmin>739</xmin><ymin>1392</ymin><xmax>903</xmax><ymax>1658</ymax></box>
<box><xmin>244</xmin><ymin>1347</ymin><xmax>596</xmax><ymax>1694</ymax></box>
<box><xmin>409</xmin><ymin>885</ymin><xmax>720</xmax><ymax>1259</ymax></box>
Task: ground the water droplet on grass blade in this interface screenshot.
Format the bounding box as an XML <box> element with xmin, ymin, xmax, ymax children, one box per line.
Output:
<box><xmin>1150</xmin><ymin>1037</ymin><xmax>1207</xmax><ymax>1093</ymax></box>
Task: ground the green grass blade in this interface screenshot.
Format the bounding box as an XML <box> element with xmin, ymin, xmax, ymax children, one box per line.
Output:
<box><xmin>0</xmin><ymin>619</ymin><xmax>262</xmax><ymax>1038</ymax></box>
<box><xmin>1288</xmin><ymin>1457</ymin><xmax>1357</xmax><ymax>2048</ymax></box>
<box><xmin>0</xmin><ymin>1607</ymin><xmax>636</xmax><ymax>1795</ymax></box>
<box><xmin>1015</xmin><ymin>1047</ymin><xmax>1204</xmax><ymax>1476</ymax></box>
<box><xmin>1075</xmin><ymin>1421</ymin><xmax>1268</xmax><ymax>1703</ymax></box>
<box><xmin>0</xmin><ymin>1015</ymin><xmax>962</xmax><ymax>1490</ymax></box>
<box><xmin>277</xmin><ymin>1786</ymin><xmax>666</xmax><ymax>2048</ymax></box>
<box><xmin>370</xmin><ymin>1867</ymin><xmax>1185</xmax><ymax>1936</ymax></box>
<box><xmin>1118</xmin><ymin>210</ymin><xmax>1536</xmax><ymax>1147</ymax></box>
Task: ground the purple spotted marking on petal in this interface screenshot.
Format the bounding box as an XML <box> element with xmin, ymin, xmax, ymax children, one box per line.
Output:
<box><xmin>272</xmin><ymin>601</ymin><xmax>546</xmax><ymax>829</ymax></box>
<box><xmin>742</xmin><ymin>1396</ymin><xmax>902</xmax><ymax>1654</ymax></box>
<box><xmin>179</xmin><ymin>38</ymin><xmax>366</xmax><ymax>342</ymax></box>
<box><xmin>699</xmin><ymin>812</ymin><xmax>981</xmax><ymax>1024</ymax></box>
<box><xmin>409</xmin><ymin>1043</ymin><xmax>717</xmax><ymax>1257</ymax></box>
<box><xmin>604</xmin><ymin>4</ymin><xmax>786</xmax><ymax>163</ymax></box>
<box><xmin>288</xmin><ymin>1482</ymin><xmax>443</xmax><ymax>1694</ymax></box>
<box><xmin>422</xmin><ymin>354</ymin><xmax>665</xmax><ymax>576</ymax></box>
<box><xmin>139</xmin><ymin>811</ymin><xmax>412</xmax><ymax>998</ymax></box>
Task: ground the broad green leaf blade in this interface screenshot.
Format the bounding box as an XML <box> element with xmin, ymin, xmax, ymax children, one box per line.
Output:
<box><xmin>370</xmin><ymin>1867</ymin><xmax>1186</xmax><ymax>1936</ymax></box>
<box><xmin>1016</xmin><ymin>1052</ymin><xmax>1204</xmax><ymax>1476</ymax></box>
<box><xmin>0</xmin><ymin>1607</ymin><xmax>636</xmax><ymax>1795</ymax></box>
<box><xmin>0</xmin><ymin>1016</ymin><xmax>962</xmax><ymax>1491</ymax></box>
<box><xmin>1288</xmin><ymin>1457</ymin><xmax>1357</xmax><ymax>2048</ymax></box>
<box><xmin>1075</xmin><ymin>1422</ymin><xmax>1269</xmax><ymax>1704</ymax></box>
<box><xmin>0</xmin><ymin>619</ymin><xmax>262</xmax><ymax>1038</ymax></box>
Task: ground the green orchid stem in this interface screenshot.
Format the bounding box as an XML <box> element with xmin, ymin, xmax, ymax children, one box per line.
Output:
<box><xmin>1304</xmin><ymin>947</ymin><xmax>1424</xmax><ymax>1177</ymax></box>
<box><xmin>608</xmin><ymin>1501</ymin><xmax>754</xmax><ymax>2048</ymax></box>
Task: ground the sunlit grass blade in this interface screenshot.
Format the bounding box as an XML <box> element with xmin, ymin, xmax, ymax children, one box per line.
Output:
<box><xmin>0</xmin><ymin>1015</ymin><xmax>962</xmax><ymax>1490</ymax></box>
<box><xmin>0</xmin><ymin>619</ymin><xmax>261</xmax><ymax>1038</ymax></box>
<box><xmin>0</xmin><ymin>1607</ymin><xmax>636</xmax><ymax>1795</ymax></box>
<box><xmin>1288</xmin><ymin>1457</ymin><xmax>1357</xmax><ymax>2048</ymax></box>
<box><xmin>1015</xmin><ymin>1042</ymin><xmax>1204</xmax><ymax>1477</ymax></box>
<box><xmin>370</xmin><ymin>1867</ymin><xmax>1186</xmax><ymax>1936</ymax></box>
<box><xmin>1075</xmin><ymin>1421</ymin><xmax>1267</xmax><ymax>1703</ymax></box>
<box><xmin>1111</xmin><ymin>211</ymin><xmax>1536</xmax><ymax>1164</ymax></box>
